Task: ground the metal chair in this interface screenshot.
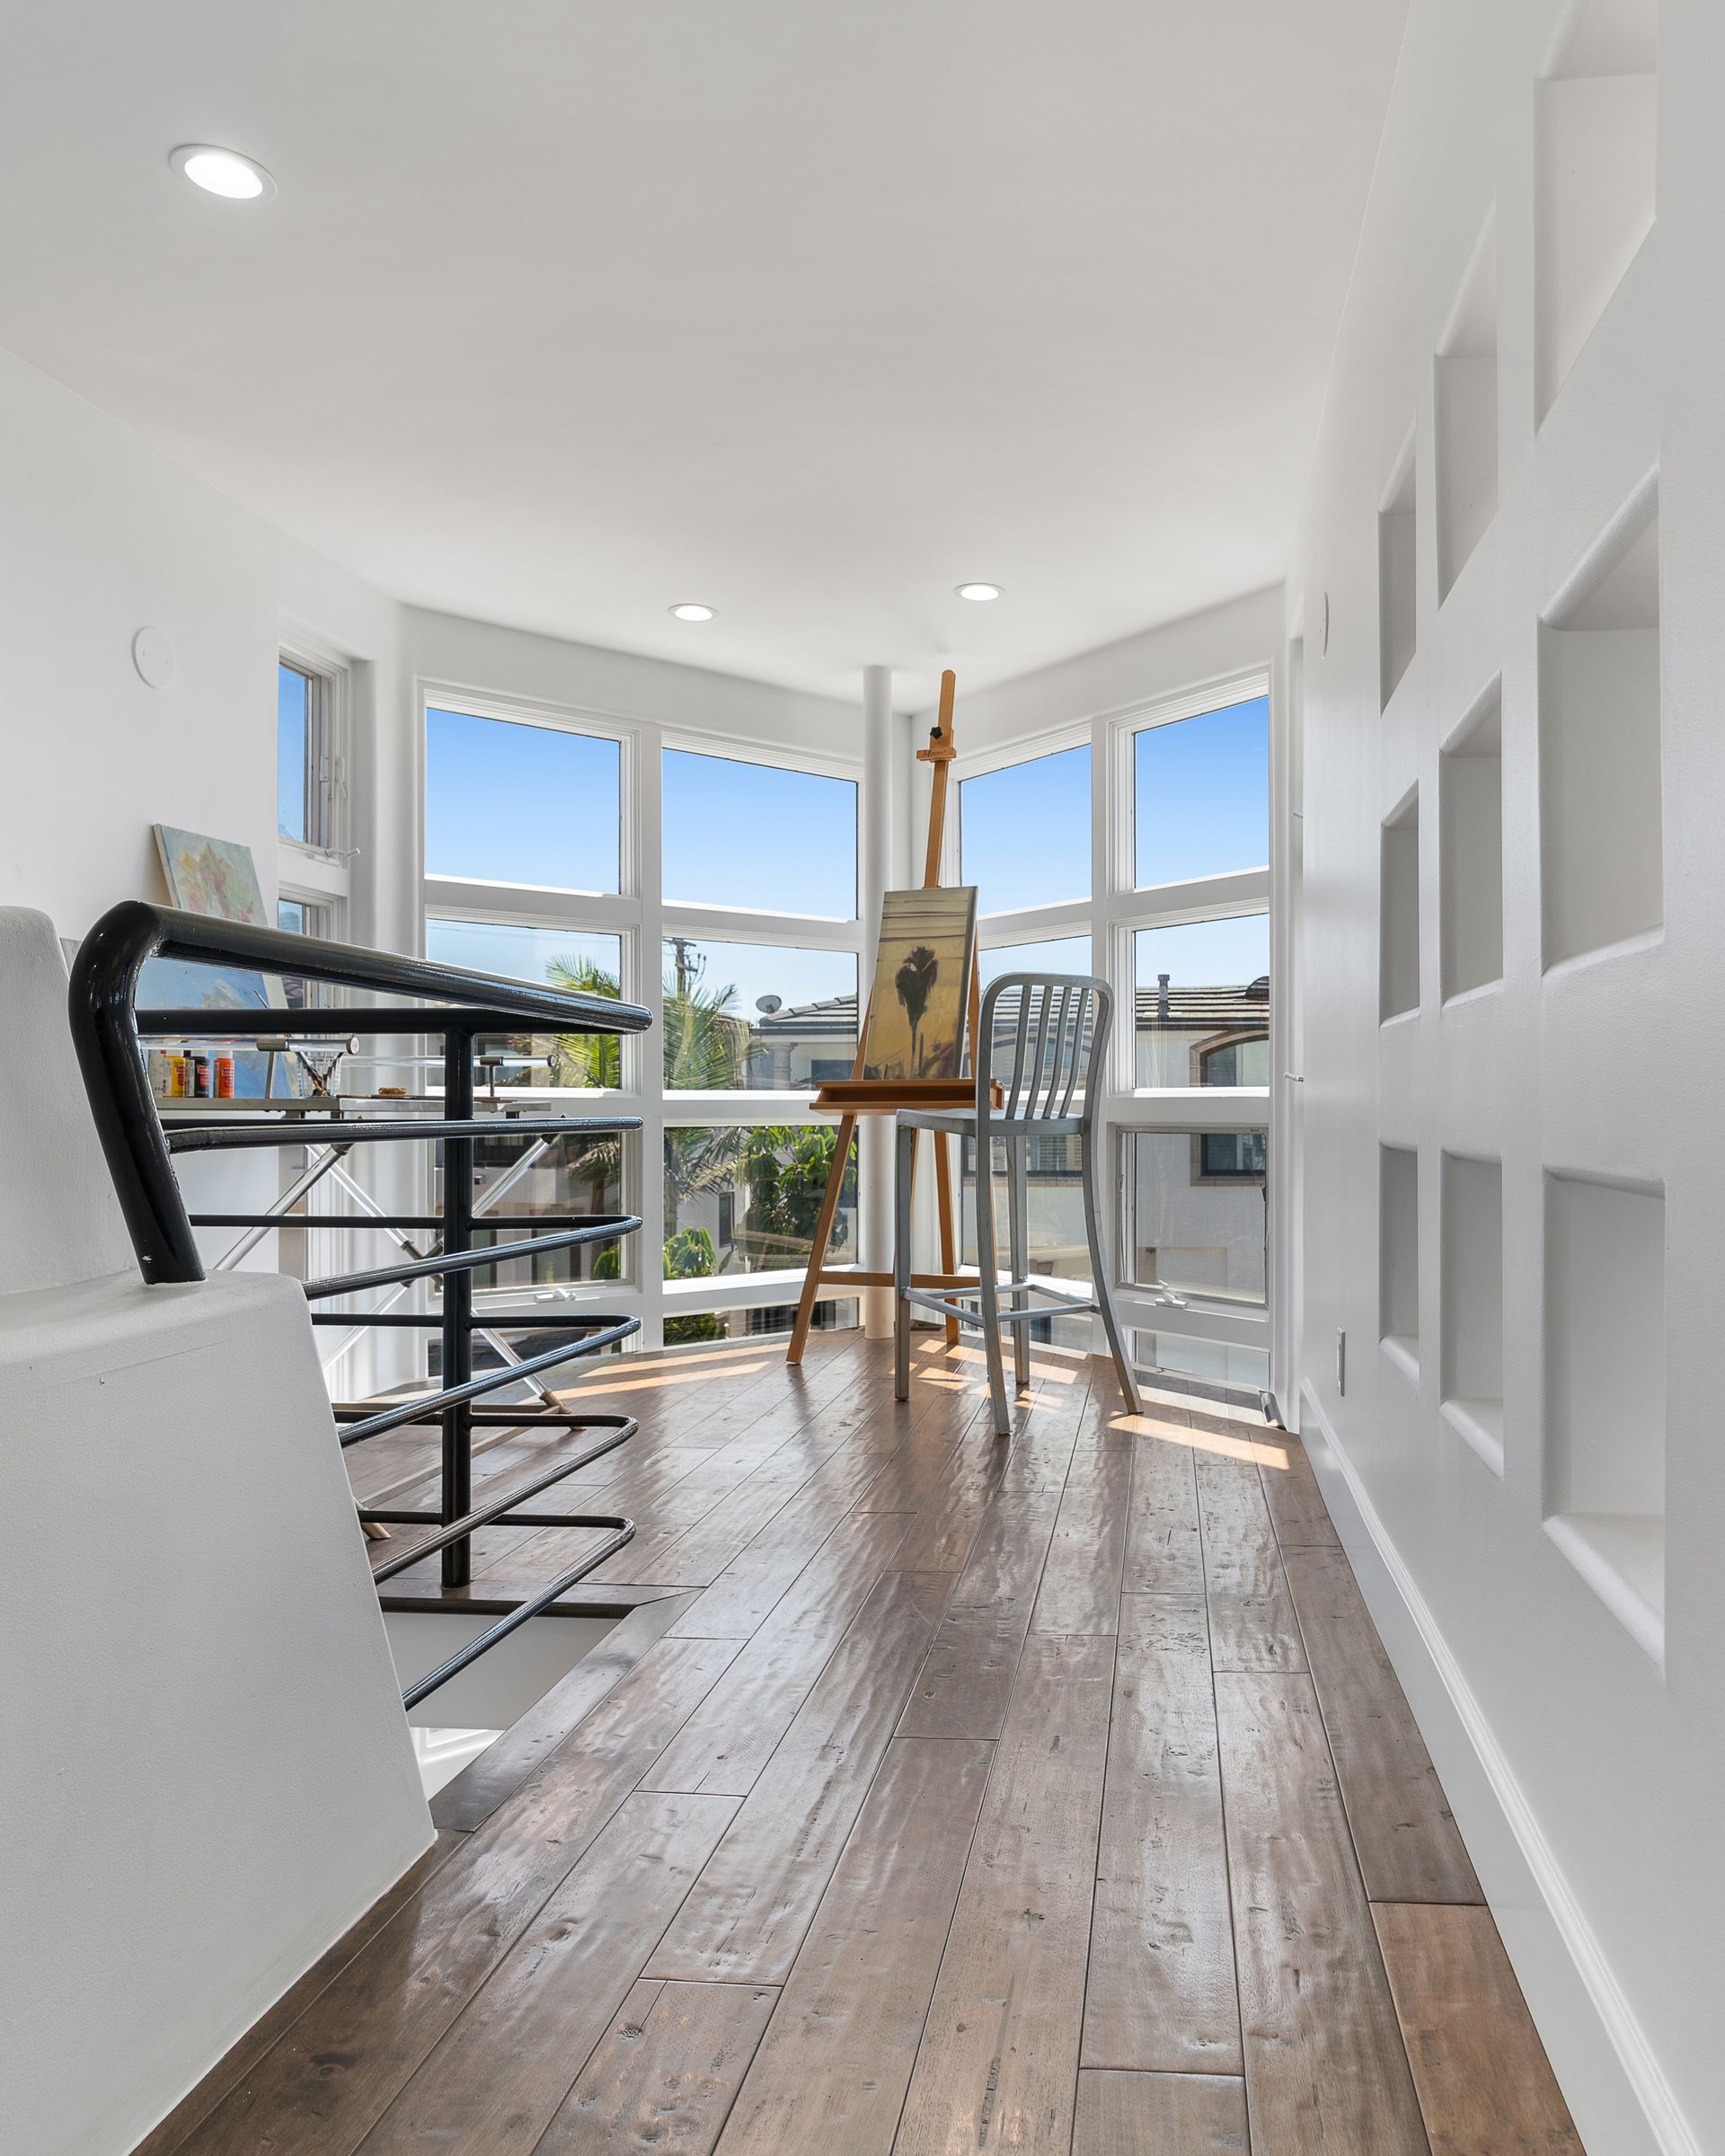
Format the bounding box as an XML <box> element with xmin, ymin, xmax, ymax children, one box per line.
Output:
<box><xmin>894</xmin><ymin>972</ymin><xmax>1143</xmax><ymax>1436</ymax></box>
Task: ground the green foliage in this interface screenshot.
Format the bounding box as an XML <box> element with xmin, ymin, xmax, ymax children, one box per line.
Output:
<box><xmin>544</xmin><ymin>955</ymin><xmax>624</xmax><ymax>1089</ymax></box>
<box><xmin>734</xmin><ymin>1124</ymin><xmax>853</xmax><ymax>1268</ymax></box>
<box><xmin>663</xmin><ymin>1225</ymin><xmax>718</xmax><ymax>1279</ymax></box>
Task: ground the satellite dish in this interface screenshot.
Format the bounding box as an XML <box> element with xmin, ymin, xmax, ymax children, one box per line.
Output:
<box><xmin>756</xmin><ymin>994</ymin><xmax>783</xmax><ymax>1014</ymax></box>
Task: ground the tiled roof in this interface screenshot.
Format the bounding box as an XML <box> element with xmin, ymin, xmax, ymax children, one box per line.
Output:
<box><xmin>753</xmin><ymin>978</ymin><xmax>1269</xmax><ymax>1038</ymax></box>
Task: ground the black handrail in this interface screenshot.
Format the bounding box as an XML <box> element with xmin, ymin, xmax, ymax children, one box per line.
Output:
<box><xmin>66</xmin><ymin>900</ymin><xmax>655</xmax><ymax>1701</ymax></box>
<box><xmin>68</xmin><ymin>900</ymin><xmax>648</xmax><ymax>1286</ymax></box>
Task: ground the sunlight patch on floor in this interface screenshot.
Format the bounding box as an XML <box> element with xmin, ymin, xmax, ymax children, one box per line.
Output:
<box><xmin>1109</xmin><ymin>1411</ymin><xmax>1289</xmax><ymax>1469</ymax></box>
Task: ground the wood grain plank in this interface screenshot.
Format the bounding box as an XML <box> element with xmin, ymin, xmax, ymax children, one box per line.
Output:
<box><xmin>356</xmin><ymin>1792</ymin><xmax>740</xmax><ymax>2155</ymax></box>
<box><xmin>1031</xmin><ymin>1438</ymin><xmax>1132</xmax><ymax>1634</ymax></box>
<box><xmin>887</xmin><ymin>1443</ymin><xmax>1011</xmax><ymax>1574</ymax></box>
<box><xmin>1214</xmin><ymin>1671</ymin><xmax>1429</xmax><ymax>2154</ymax></box>
<box><xmin>1195</xmin><ymin>1454</ymin><xmax>1306</xmax><ymax>1674</ymax></box>
<box><xmin>1372</xmin><ymin>1902</ymin><xmax>1582</xmax><ymax>2154</ymax></box>
<box><xmin>896</xmin><ymin>1490</ymin><xmax>1061</xmax><ymax>1737</ymax></box>
<box><xmin>1282</xmin><ymin>1545</ymin><xmax>1482</xmax><ymax>1904</ymax></box>
<box><xmin>645</xmin><ymin>1569</ymin><xmax>951</xmax><ymax>1984</ymax></box>
<box><xmin>1073</xmin><ymin>2071</ymin><xmax>1250</xmax><ymax>2155</ymax></box>
<box><xmin>715</xmin><ymin>1737</ymin><xmax>993</xmax><ymax>2156</ymax></box>
<box><xmin>893</xmin><ymin>1632</ymin><xmax>1115</xmax><ymax>2156</ymax></box>
<box><xmin>1083</xmin><ymin>1595</ymin><xmax>1242</xmax><ymax>2075</ymax></box>
<box><xmin>173</xmin><ymin>1634</ymin><xmax>740</xmax><ymax>2156</ymax></box>
<box><xmin>645</xmin><ymin>1509</ymin><xmax>915</xmax><ymax>1796</ymax></box>
<box><xmin>1120</xmin><ymin>1434</ymin><xmax>1204</xmax><ymax>1602</ymax></box>
<box><xmin>534</xmin><ymin>1979</ymin><xmax>779</xmax><ymax>2156</ymax></box>
<box><xmin>668</xmin><ymin>1444</ymin><xmax>903</xmax><ymax>1636</ymax></box>
<box><xmin>432</xmin><ymin>1591</ymin><xmax>695</xmax><ymax>1832</ymax></box>
<box><xmin>1259</xmin><ymin>1440</ymin><xmax>1340</xmax><ymax>1551</ymax></box>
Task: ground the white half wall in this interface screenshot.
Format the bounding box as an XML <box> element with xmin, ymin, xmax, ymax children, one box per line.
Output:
<box><xmin>1295</xmin><ymin>0</ymin><xmax>1725</xmax><ymax>2148</ymax></box>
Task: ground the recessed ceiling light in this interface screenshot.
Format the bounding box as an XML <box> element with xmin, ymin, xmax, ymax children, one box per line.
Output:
<box><xmin>669</xmin><ymin>603</ymin><xmax>715</xmax><ymax>622</ymax></box>
<box><xmin>169</xmin><ymin>144</ymin><xmax>276</xmax><ymax>201</ymax></box>
<box><xmin>955</xmin><ymin>582</ymin><xmax>1003</xmax><ymax>603</ymax></box>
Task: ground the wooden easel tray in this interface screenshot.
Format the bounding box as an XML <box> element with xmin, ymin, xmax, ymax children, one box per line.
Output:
<box><xmin>809</xmin><ymin>1078</ymin><xmax>1002</xmax><ymax>1113</ymax></box>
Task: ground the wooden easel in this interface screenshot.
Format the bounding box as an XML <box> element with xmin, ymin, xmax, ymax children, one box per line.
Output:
<box><xmin>786</xmin><ymin>669</ymin><xmax>989</xmax><ymax>1363</ymax></box>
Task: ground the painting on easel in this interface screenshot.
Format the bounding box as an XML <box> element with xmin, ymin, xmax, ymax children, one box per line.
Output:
<box><xmin>861</xmin><ymin>887</ymin><xmax>978</xmax><ymax>1082</ymax></box>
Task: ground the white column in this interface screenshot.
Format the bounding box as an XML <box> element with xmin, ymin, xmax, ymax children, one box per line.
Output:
<box><xmin>857</xmin><ymin>665</ymin><xmax>896</xmax><ymax>1336</ymax></box>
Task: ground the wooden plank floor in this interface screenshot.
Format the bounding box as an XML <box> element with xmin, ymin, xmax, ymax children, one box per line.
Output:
<box><xmin>141</xmin><ymin>1330</ymin><xmax>1584</xmax><ymax>2156</ymax></box>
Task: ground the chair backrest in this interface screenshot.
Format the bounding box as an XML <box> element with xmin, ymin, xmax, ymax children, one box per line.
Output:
<box><xmin>978</xmin><ymin>972</ymin><xmax>1112</xmax><ymax>1126</ymax></box>
<box><xmin>0</xmin><ymin>908</ymin><xmax>135</xmax><ymax>1294</ymax></box>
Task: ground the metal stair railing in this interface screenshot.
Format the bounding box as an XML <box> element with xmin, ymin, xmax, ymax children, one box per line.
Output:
<box><xmin>68</xmin><ymin>900</ymin><xmax>652</xmax><ymax>1709</ymax></box>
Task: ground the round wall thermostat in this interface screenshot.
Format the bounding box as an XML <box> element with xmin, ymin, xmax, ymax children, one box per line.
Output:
<box><xmin>132</xmin><ymin>627</ymin><xmax>176</xmax><ymax>688</ymax></box>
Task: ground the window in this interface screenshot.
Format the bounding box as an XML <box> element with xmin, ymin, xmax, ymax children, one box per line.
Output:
<box><xmin>664</xmin><ymin>1124</ymin><xmax>856</xmax><ymax>1279</ymax></box>
<box><xmin>1134</xmin><ymin>696</ymin><xmax>1269</xmax><ymax>888</ymax></box>
<box><xmin>662</xmin><ymin>937</ymin><xmax>857</xmax><ymax>1091</ymax></box>
<box><xmin>1199</xmin><ymin>1131</ymin><xmax>1269</xmax><ymax>1180</ymax></box>
<box><xmin>277</xmin><ymin>662</ymin><xmax>331</xmax><ymax>849</ymax></box>
<box><xmin>468</xmin><ymin>1129</ymin><xmax>629</xmax><ymax>1286</ymax></box>
<box><xmin>1133</xmin><ymin>915</ymin><xmax>1269</xmax><ymax>1087</ymax></box>
<box><xmin>276</xmin><ymin>894</ymin><xmax>338</xmax><ymax>1009</ymax></box>
<box><xmin>662</xmin><ymin>749</ymin><xmax>856</xmax><ymax>918</ymax></box>
<box><xmin>978</xmin><ymin>934</ymin><xmax>1092</xmax><ymax>985</ymax></box>
<box><xmin>426</xmin><ymin>708</ymin><xmax>622</xmax><ymax>894</ymax></box>
<box><xmin>960</xmin><ymin>745</ymin><xmax>1091</xmax><ymax>915</ymax></box>
<box><xmin>425</xmin><ymin>919</ymin><xmax>626</xmax><ymax>1091</ymax></box>
<box><xmin>1125</xmin><ymin>1129</ymin><xmax>1267</xmax><ymax>1305</ymax></box>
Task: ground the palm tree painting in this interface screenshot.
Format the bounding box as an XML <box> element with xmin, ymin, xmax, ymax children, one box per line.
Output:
<box><xmin>862</xmin><ymin>886</ymin><xmax>978</xmax><ymax>1082</ymax></box>
<box><xmin>895</xmin><ymin>944</ymin><xmax>940</xmax><ymax>1075</ymax></box>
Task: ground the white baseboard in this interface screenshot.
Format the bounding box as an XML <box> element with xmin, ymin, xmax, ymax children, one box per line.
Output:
<box><xmin>1297</xmin><ymin>1381</ymin><xmax>1698</xmax><ymax>2156</ymax></box>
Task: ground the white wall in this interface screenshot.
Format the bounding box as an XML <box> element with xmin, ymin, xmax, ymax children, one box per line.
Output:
<box><xmin>1295</xmin><ymin>1</ymin><xmax>1724</xmax><ymax>2149</ymax></box>
<box><xmin>0</xmin><ymin>346</ymin><xmax>402</xmax><ymax>941</ymax></box>
<box><xmin>937</xmin><ymin>584</ymin><xmax>1282</xmax><ymax>755</ymax></box>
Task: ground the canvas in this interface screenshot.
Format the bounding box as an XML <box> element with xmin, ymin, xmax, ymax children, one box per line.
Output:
<box><xmin>148</xmin><ymin>824</ymin><xmax>295</xmax><ymax>1092</ymax></box>
<box><xmin>154</xmin><ymin>825</ymin><xmax>271</xmax><ymax>926</ymax></box>
<box><xmin>861</xmin><ymin>886</ymin><xmax>978</xmax><ymax>1082</ymax></box>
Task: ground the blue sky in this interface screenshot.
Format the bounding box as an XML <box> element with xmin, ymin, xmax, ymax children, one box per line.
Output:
<box><xmin>956</xmin><ymin>697</ymin><xmax>1269</xmax><ymax>917</ymax></box>
<box><xmin>278</xmin><ymin>665</ymin><xmax>308</xmax><ymax>840</ymax></box>
<box><xmin>661</xmin><ymin>750</ymin><xmax>855</xmax><ymax>918</ymax></box>
<box><xmin>960</xmin><ymin>747</ymin><xmax>1091</xmax><ymax>914</ymax></box>
<box><xmin>426</xmin><ymin>709</ymin><xmax>624</xmax><ymax>891</ymax></box>
<box><xmin>1134</xmin><ymin>913</ymin><xmax>1269</xmax><ymax>985</ymax></box>
<box><xmin>1135</xmin><ymin>696</ymin><xmax>1269</xmax><ymax>888</ymax></box>
<box><xmin>421</xmin><ymin>699</ymin><xmax>1268</xmax><ymax>1008</ymax></box>
<box><xmin>426</xmin><ymin>916</ymin><xmax>855</xmax><ymax>1018</ymax></box>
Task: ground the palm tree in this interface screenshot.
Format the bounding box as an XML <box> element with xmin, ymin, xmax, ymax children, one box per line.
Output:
<box><xmin>538</xmin><ymin>955</ymin><xmax>752</xmax><ymax>1330</ymax></box>
<box><xmin>895</xmin><ymin>943</ymin><xmax>940</xmax><ymax>1076</ymax></box>
<box><xmin>544</xmin><ymin>955</ymin><xmax>624</xmax><ymax>1087</ymax></box>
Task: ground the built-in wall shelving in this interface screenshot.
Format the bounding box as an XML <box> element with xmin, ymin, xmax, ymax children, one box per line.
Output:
<box><xmin>1539</xmin><ymin>484</ymin><xmax>1661</xmax><ymax>968</ymax></box>
<box><xmin>1380</xmin><ymin>789</ymin><xmax>1420</xmax><ymax>1021</ymax></box>
<box><xmin>1535</xmin><ymin>0</ymin><xmax>1657</xmax><ymax>421</ymax></box>
<box><xmin>1354</xmin><ymin>0</ymin><xmax>1665</xmax><ymax>1660</ymax></box>
<box><xmin>1378</xmin><ymin>433</ymin><xmax>1418</xmax><ymax>708</ymax></box>
<box><xmin>1544</xmin><ymin>1171</ymin><xmax>1665</xmax><ymax>1655</ymax></box>
<box><xmin>1379</xmin><ymin>1144</ymin><xmax>1420</xmax><ymax>1378</ymax></box>
<box><xmin>1439</xmin><ymin>683</ymin><xmax>1502</xmax><ymax>1001</ymax></box>
<box><xmin>1436</xmin><ymin>213</ymin><xmax>1499</xmax><ymax>600</ymax></box>
<box><xmin>1440</xmin><ymin>1153</ymin><xmax>1503</xmax><ymax>1472</ymax></box>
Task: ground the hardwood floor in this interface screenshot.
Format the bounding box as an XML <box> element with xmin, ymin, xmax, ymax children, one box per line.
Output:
<box><xmin>142</xmin><ymin>1330</ymin><xmax>1583</xmax><ymax>2156</ymax></box>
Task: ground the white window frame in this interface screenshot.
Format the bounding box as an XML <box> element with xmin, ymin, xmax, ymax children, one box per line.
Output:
<box><xmin>277</xmin><ymin>634</ymin><xmax>350</xmax><ymax>887</ymax></box>
<box><xmin>947</xmin><ymin>666</ymin><xmax>1274</xmax><ymax>1385</ymax></box>
<box><xmin>419</xmin><ymin>681</ymin><xmax>866</xmax><ymax>1350</ymax></box>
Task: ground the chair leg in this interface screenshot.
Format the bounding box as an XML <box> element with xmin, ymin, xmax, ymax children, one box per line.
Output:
<box><xmin>973</xmin><ymin>1132</ymin><xmax>1011</xmax><ymax>1436</ymax></box>
<box><xmin>1081</xmin><ymin>1124</ymin><xmax>1143</xmax><ymax>1418</ymax></box>
<box><xmin>1006</xmin><ymin>1135</ymin><xmax>1031</xmax><ymax>1392</ymax></box>
<box><xmin>894</xmin><ymin>1121</ymin><xmax>916</xmax><ymax>1402</ymax></box>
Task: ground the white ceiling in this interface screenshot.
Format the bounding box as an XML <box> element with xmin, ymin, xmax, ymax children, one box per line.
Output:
<box><xmin>0</xmin><ymin>2</ymin><xmax>1408</xmax><ymax>705</ymax></box>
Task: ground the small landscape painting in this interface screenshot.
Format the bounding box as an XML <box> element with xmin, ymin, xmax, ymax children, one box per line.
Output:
<box><xmin>862</xmin><ymin>886</ymin><xmax>978</xmax><ymax>1082</ymax></box>
<box><xmin>153</xmin><ymin>826</ymin><xmax>270</xmax><ymax>925</ymax></box>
